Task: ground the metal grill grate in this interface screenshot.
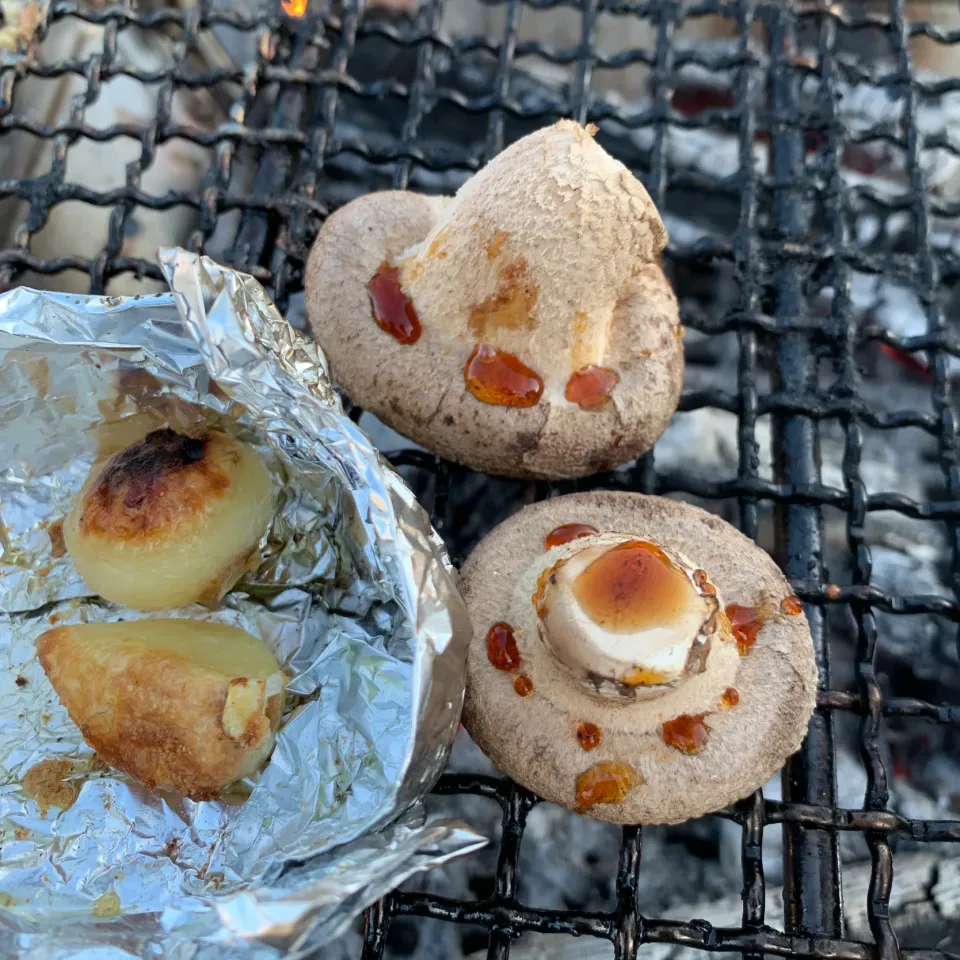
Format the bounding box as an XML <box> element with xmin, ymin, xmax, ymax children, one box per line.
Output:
<box><xmin>2</xmin><ymin>1</ymin><xmax>960</xmax><ymax>958</ymax></box>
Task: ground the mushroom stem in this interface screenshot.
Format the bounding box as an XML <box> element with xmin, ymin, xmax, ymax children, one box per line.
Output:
<box><xmin>537</xmin><ymin>538</ymin><xmax>718</xmax><ymax>699</ymax></box>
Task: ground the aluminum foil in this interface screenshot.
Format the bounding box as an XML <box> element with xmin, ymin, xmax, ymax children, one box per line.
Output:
<box><xmin>0</xmin><ymin>249</ymin><xmax>484</xmax><ymax>957</ymax></box>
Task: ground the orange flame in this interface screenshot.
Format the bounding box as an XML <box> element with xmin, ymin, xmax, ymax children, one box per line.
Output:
<box><xmin>281</xmin><ymin>0</ymin><xmax>308</xmax><ymax>16</ymax></box>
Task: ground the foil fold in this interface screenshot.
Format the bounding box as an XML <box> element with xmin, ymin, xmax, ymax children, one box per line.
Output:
<box><xmin>0</xmin><ymin>250</ymin><xmax>482</xmax><ymax>956</ymax></box>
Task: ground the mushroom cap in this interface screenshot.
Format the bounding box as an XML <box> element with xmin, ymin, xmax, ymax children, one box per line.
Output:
<box><xmin>460</xmin><ymin>491</ymin><xmax>818</xmax><ymax>824</ymax></box>
<box><xmin>305</xmin><ymin>121</ymin><xmax>682</xmax><ymax>479</ymax></box>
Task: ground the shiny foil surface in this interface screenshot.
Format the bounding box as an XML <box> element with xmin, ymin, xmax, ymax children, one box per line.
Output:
<box><xmin>0</xmin><ymin>249</ymin><xmax>483</xmax><ymax>957</ymax></box>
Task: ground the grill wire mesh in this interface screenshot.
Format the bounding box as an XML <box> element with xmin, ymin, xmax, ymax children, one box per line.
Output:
<box><xmin>2</xmin><ymin>0</ymin><xmax>960</xmax><ymax>958</ymax></box>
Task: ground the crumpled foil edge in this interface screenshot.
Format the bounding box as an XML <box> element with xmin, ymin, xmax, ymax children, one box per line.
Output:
<box><xmin>0</xmin><ymin>248</ymin><xmax>484</xmax><ymax>957</ymax></box>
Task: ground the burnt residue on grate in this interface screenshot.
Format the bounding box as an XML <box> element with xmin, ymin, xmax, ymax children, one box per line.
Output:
<box><xmin>1</xmin><ymin>0</ymin><xmax>960</xmax><ymax>958</ymax></box>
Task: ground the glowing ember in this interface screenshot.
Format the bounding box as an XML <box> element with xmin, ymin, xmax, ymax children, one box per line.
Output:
<box><xmin>281</xmin><ymin>0</ymin><xmax>308</xmax><ymax>15</ymax></box>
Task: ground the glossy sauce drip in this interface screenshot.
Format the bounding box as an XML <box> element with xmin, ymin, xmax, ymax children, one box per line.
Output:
<box><xmin>725</xmin><ymin>604</ymin><xmax>767</xmax><ymax>655</ymax></box>
<box><xmin>661</xmin><ymin>713</ymin><xmax>710</xmax><ymax>755</ymax></box>
<box><xmin>577</xmin><ymin>722</ymin><xmax>603</xmax><ymax>751</ymax></box>
<box><xmin>565</xmin><ymin>365</ymin><xmax>620</xmax><ymax>411</ymax></box>
<box><xmin>575</xmin><ymin>761</ymin><xmax>639</xmax><ymax>811</ymax></box>
<box><xmin>545</xmin><ymin>523</ymin><xmax>599</xmax><ymax>550</ymax></box>
<box><xmin>93</xmin><ymin>891</ymin><xmax>121</xmax><ymax>919</ymax></box>
<box><xmin>47</xmin><ymin>519</ymin><xmax>66</xmax><ymax>558</ymax></box>
<box><xmin>781</xmin><ymin>595</ymin><xmax>803</xmax><ymax>615</ymax></box>
<box><xmin>692</xmin><ymin>569</ymin><xmax>717</xmax><ymax>597</ymax></box>
<box><xmin>514</xmin><ymin>674</ymin><xmax>534</xmax><ymax>697</ymax></box>
<box><xmin>573</xmin><ymin>540</ymin><xmax>699</xmax><ymax>633</ymax></box>
<box><xmin>720</xmin><ymin>687</ymin><xmax>740</xmax><ymax>708</ymax></box>
<box><xmin>486</xmin><ymin>231</ymin><xmax>509</xmax><ymax>259</ymax></box>
<box><xmin>366</xmin><ymin>264</ymin><xmax>422</xmax><ymax>344</ymax></box>
<box><xmin>464</xmin><ymin>344</ymin><xmax>543</xmax><ymax>407</ymax></box>
<box><xmin>486</xmin><ymin>622</ymin><xmax>520</xmax><ymax>672</ymax></box>
<box><xmin>533</xmin><ymin>568</ymin><xmax>549</xmax><ymax>618</ymax></box>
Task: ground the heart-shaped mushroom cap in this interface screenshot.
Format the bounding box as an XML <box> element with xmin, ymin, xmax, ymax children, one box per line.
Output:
<box><xmin>460</xmin><ymin>492</ymin><xmax>818</xmax><ymax>824</ymax></box>
<box><xmin>305</xmin><ymin>121</ymin><xmax>682</xmax><ymax>479</ymax></box>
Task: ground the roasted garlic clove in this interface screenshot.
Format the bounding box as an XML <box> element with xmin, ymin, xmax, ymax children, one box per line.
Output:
<box><xmin>37</xmin><ymin>619</ymin><xmax>285</xmax><ymax>799</ymax></box>
<box><xmin>65</xmin><ymin>428</ymin><xmax>273</xmax><ymax>610</ymax></box>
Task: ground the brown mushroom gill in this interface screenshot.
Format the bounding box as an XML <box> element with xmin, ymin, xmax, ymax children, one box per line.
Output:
<box><xmin>535</xmin><ymin>538</ymin><xmax>720</xmax><ymax>700</ymax></box>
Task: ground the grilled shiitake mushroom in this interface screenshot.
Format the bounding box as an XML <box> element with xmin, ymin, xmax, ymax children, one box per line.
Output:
<box><xmin>460</xmin><ymin>492</ymin><xmax>817</xmax><ymax>823</ymax></box>
<box><xmin>306</xmin><ymin>121</ymin><xmax>682</xmax><ymax>479</ymax></box>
